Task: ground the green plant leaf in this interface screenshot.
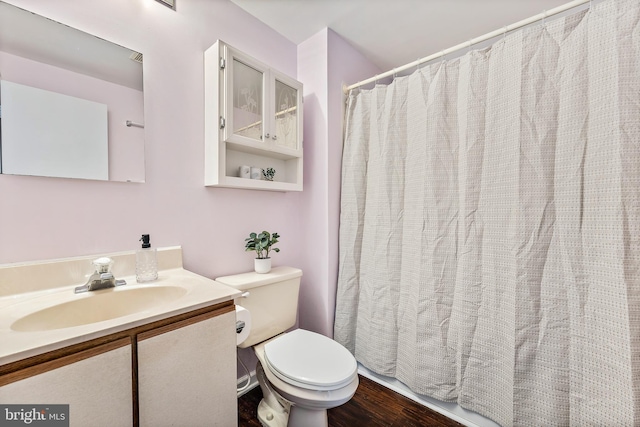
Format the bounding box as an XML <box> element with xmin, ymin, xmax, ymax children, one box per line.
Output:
<box><xmin>245</xmin><ymin>230</ymin><xmax>281</xmax><ymax>258</ymax></box>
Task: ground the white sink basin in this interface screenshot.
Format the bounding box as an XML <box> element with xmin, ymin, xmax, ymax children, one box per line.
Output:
<box><xmin>0</xmin><ymin>258</ymin><xmax>242</xmax><ymax>366</ymax></box>
<box><xmin>11</xmin><ymin>285</ymin><xmax>188</xmax><ymax>332</ymax></box>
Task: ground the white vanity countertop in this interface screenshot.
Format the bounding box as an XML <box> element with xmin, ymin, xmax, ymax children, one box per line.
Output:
<box><xmin>0</xmin><ymin>248</ymin><xmax>240</xmax><ymax>366</ymax></box>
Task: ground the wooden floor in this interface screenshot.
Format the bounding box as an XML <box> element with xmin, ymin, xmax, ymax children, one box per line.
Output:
<box><xmin>238</xmin><ymin>374</ymin><xmax>463</xmax><ymax>427</ymax></box>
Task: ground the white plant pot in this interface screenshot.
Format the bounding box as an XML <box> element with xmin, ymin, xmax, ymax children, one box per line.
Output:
<box><xmin>254</xmin><ymin>258</ymin><xmax>271</xmax><ymax>274</ymax></box>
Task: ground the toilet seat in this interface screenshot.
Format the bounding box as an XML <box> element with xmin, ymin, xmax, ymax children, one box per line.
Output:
<box><xmin>263</xmin><ymin>329</ymin><xmax>357</xmax><ymax>391</ymax></box>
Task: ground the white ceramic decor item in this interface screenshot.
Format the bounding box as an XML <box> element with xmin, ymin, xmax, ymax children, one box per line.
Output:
<box><xmin>254</xmin><ymin>258</ymin><xmax>271</xmax><ymax>274</ymax></box>
<box><xmin>250</xmin><ymin>167</ymin><xmax>262</xmax><ymax>180</ymax></box>
<box><xmin>239</xmin><ymin>165</ymin><xmax>251</xmax><ymax>178</ymax></box>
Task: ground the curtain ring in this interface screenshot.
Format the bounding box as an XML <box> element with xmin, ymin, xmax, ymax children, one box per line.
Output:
<box><xmin>468</xmin><ymin>39</ymin><xmax>472</xmax><ymax>53</ymax></box>
<box><xmin>502</xmin><ymin>26</ymin><xmax>508</xmax><ymax>40</ymax></box>
<box><xmin>541</xmin><ymin>9</ymin><xmax>547</xmax><ymax>27</ymax></box>
<box><xmin>440</xmin><ymin>50</ymin><xmax>445</xmax><ymax>63</ymax></box>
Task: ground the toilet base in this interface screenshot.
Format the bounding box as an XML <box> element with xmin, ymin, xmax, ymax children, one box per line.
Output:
<box><xmin>258</xmin><ymin>399</ymin><xmax>289</xmax><ymax>427</ymax></box>
<box><xmin>257</xmin><ymin>393</ymin><xmax>330</xmax><ymax>427</ymax></box>
<box><xmin>288</xmin><ymin>405</ymin><xmax>328</xmax><ymax>427</ymax></box>
<box><xmin>256</xmin><ymin>363</ymin><xmax>290</xmax><ymax>427</ymax></box>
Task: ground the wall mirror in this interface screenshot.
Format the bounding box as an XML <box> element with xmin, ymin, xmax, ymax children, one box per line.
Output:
<box><xmin>0</xmin><ymin>1</ymin><xmax>145</xmax><ymax>182</ymax></box>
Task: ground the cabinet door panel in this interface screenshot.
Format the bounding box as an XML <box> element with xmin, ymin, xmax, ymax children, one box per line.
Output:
<box><xmin>137</xmin><ymin>311</ymin><xmax>236</xmax><ymax>427</ymax></box>
<box><xmin>273</xmin><ymin>78</ymin><xmax>299</xmax><ymax>151</ymax></box>
<box><xmin>232</xmin><ymin>59</ymin><xmax>264</xmax><ymax>142</ymax></box>
<box><xmin>0</xmin><ymin>342</ymin><xmax>132</xmax><ymax>427</ymax></box>
<box><xmin>224</xmin><ymin>46</ymin><xmax>268</xmax><ymax>148</ymax></box>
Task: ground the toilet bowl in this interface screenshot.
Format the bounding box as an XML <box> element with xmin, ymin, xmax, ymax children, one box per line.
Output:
<box><xmin>254</xmin><ymin>330</ymin><xmax>358</xmax><ymax>426</ymax></box>
<box><xmin>215</xmin><ymin>267</ymin><xmax>358</xmax><ymax>427</ymax></box>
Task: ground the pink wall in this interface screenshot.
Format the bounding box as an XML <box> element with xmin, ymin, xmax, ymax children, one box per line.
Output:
<box><xmin>0</xmin><ymin>51</ymin><xmax>144</xmax><ymax>182</ymax></box>
<box><xmin>297</xmin><ymin>30</ymin><xmax>330</xmax><ymax>336</ymax></box>
<box><xmin>297</xmin><ymin>29</ymin><xmax>380</xmax><ymax>337</ymax></box>
<box><xmin>0</xmin><ymin>0</ymin><xmax>304</xmax><ymax>283</ymax></box>
<box><xmin>0</xmin><ymin>0</ymin><xmax>380</xmax><ymax>378</ymax></box>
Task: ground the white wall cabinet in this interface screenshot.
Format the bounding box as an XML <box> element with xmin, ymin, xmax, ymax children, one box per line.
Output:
<box><xmin>0</xmin><ymin>339</ymin><xmax>133</xmax><ymax>427</ymax></box>
<box><xmin>137</xmin><ymin>310</ymin><xmax>237</xmax><ymax>427</ymax></box>
<box><xmin>205</xmin><ymin>40</ymin><xmax>303</xmax><ymax>191</ymax></box>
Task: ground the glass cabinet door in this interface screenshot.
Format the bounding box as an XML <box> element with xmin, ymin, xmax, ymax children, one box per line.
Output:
<box><xmin>231</xmin><ymin>58</ymin><xmax>264</xmax><ymax>142</ymax></box>
<box><xmin>272</xmin><ymin>78</ymin><xmax>299</xmax><ymax>151</ymax></box>
<box><xmin>222</xmin><ymin>44</ymin><xmax>302</xmax><ymax>156</ymax></box>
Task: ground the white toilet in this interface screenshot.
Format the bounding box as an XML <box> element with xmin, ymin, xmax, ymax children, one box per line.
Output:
<box><xmin>215</xmin><ymin>267</ymin><xmax>359</xmax><ymax>427</ymax></box>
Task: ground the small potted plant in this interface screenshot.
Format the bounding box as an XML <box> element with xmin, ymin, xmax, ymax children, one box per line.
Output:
<box><xmin>262</xmin><ymin>167</ymin><xmax>276</xmax><ymax>181</ymax></box>
<box><xmin>244</xmin><ymin>231</ymin><xmax>280</xmax><ymax>273</ymax></box>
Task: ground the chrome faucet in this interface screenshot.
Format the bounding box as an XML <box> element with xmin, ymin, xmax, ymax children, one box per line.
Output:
<box><xmin>75</xmin><ymin>257</ymin><xmax>127</xmax><ymax>293</ymax></box>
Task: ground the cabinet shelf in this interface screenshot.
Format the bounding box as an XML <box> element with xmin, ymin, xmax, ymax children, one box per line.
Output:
<box><xmin>215</xmin><ymin>176</ymin><xmax>302</xmax><ymax>192</ymax></box>
<box><xmin>204</xmin><ymin>40</ymin><xmax>303</xmax><ymax>192</ymax></box>
<box><xmin>226</xmin><ymin>139</ymin><xmax>301</xmax><ymax>160</ymax></box>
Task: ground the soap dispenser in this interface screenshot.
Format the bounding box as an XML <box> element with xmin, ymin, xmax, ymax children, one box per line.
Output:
<box><xmin>136</xmin><ymin>234</ymin><xmax>158</xmax><ymax>282</ymax></box>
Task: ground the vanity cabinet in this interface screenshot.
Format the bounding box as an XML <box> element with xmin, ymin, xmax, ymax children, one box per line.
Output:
<box><xmin>137</xmin><ymin>309</ymin><xmax>236</xmax><ymax>426</ymax></box>
<box><xmin>204</xmin><ymin>40</ymin><xmax>303</xmax><ymax>191</ymax></box>
<box><xmin>0</xmin><ymin>339</ymin><xmax>133</xmax><ymax>427</ymax></box>
<box><xmin>0</xmin><ymin>302</ymin><xmax>236</xmax><ymax>427</ymax></box>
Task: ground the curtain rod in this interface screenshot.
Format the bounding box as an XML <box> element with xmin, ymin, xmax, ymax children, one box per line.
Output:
<box><xmin>343</xmin><ymin>0</ymin><xmax>591</xmax><ymax>94</ymax></box>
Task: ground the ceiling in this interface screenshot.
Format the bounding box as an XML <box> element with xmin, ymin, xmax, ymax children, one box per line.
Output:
<box><xmin>230</xmin><ymin>0</ymin><xmax>584</xmax><ymax>74</ymax></box>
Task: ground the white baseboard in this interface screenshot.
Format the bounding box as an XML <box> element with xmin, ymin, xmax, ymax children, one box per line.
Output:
<box><xmin>237</xmin><ymin>370</ymin><xmax>258</xmax><ymax>397</ymax></box>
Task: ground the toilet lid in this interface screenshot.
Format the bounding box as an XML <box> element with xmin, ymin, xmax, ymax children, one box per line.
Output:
<box><xmin>264</xmin><ymin>329</ymin><xmax>357</xmax><ymax>390</ymax></box>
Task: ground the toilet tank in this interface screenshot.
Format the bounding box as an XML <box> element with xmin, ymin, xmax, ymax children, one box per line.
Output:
<box><xmin>215</xmin><ymin>267</ymin><xmax>302</xmax><ymax>348</ymax></box>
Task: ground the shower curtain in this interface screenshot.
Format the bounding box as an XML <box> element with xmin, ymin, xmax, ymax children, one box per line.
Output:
<box><xmin>334</xmin><ymin>0</ymin><xmax>640</xmax><ymax>425</ymax></box>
